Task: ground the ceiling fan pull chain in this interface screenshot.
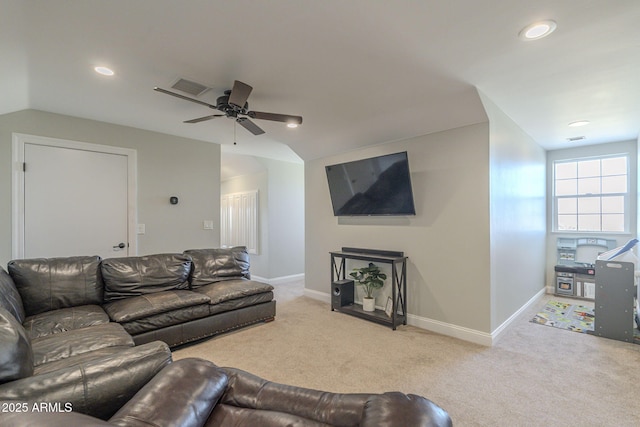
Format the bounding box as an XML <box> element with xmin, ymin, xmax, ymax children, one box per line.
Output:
<box><xmin>234</xmin><ymin>120</ymin><xmax>237</xmax><ymax>145</ymax></box>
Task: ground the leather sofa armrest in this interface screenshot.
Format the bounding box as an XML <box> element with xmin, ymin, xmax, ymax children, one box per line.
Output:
<box><xmin>360</xmin><ymin>392</ymin><xmax>452</xmax><ymax>427</ymax></box>
<box><xmin>0</xmin><ymin>341</ymin><xmax>171</xmax><ymax>420</ymax></box>
<box><xmin>220</xmin><ymin>367</ymin><xmax>370</xmax><ymax>426</ymax></box>
<box><xmin>109</xmin><ymin>358</ymin><xmax>228</xmax><ymax>427</ymax></box>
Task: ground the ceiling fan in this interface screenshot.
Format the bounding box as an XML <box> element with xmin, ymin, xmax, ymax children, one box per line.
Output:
<box><xmin>154</xmin><ymin>80</ymin><xmax>303</xmax><ymax>135</ymax></box>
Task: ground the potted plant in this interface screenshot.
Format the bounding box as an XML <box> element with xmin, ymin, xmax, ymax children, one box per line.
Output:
<box><xmin>349</xmin><ymin>263</ymin><xmax>387</xmax><ymax>312</ymax></box>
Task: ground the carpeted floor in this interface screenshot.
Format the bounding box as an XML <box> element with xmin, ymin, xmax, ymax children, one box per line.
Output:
<box><xmin>173</xmin><ymin>281</ymin><xmax>640</xmax><ymax>426</ymax></box>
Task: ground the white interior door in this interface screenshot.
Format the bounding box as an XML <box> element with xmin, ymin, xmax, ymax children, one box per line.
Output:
<box><xmin>13</xmin><ymin>134</ymin><xmax>137</xmax><ymax>260</ymax></box>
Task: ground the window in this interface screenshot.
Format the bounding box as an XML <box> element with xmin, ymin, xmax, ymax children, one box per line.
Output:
<box><xmin>554</xmin><ymin>155</ymin><xmax>628</xmax><ymax>232</ymax></box>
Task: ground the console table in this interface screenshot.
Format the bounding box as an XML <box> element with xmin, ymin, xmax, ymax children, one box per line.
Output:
<box><xmin>330</xmin><ymin>247</ymin><xmax>407</xmax><ymax>330</ymax></box>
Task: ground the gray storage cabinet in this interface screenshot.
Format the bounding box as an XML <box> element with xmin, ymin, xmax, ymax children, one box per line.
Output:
<box><xmin>594</xmin><ymin>260</ymin><xmax>636</xmax><ymax>342</ymax></box>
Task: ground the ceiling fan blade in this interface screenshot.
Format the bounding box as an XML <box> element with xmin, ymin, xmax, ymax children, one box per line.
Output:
<box><xmin>228</xmin><ymin>80</ymin><xmax>253</xmax><ymax>108</ymax></box>
<box><xmin>236</xmin><ymin>117</ymin><xmax>265</xmax><ymax>135</ymax></box>
<box><xmin>248</xmin><ymin>111</ymin><xmax>303</xmax><ymax>125</ymax></box>
<box><xmin>183</xmin><ymin>114</ymin><xmax>225</xmax><ymax>124</ymax></box>
<box><xmin>154</xmin><ymin>87</ymin><xmax>216</xmax><ymax>109</ymax></box>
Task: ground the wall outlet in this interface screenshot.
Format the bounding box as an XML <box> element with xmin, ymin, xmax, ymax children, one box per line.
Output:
<box><xmin>203</xmin><ymin>220</ymin><xmax>214</xmax><ymax>230</ymax></box>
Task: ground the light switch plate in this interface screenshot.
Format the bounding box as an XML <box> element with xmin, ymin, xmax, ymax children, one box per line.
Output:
<box><xmin>203</xmin><ymin>220</ymin><xmax>214</xmax><ymax>230</ymax></box>
<box><xmin>137</xmin><ymin>224</ymin><xmax>146</xmax><ymax>235</ymax></box>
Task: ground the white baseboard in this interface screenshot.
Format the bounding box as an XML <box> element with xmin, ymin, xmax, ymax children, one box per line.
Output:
<box><xmin>302</xmin><ymin>287</ymin><xmax>546</xmax><ymax>347</ymax></box>
<box><xmin>489</xmin><ymin>287</ymin><xmax>546</xmax><ymax>345</ymax></box>
<box><xmin>406</xmin><ymin>314</ymin><xmax>493</xmax><ymax>346</ymax></box>
<box><xmin>304</xmin><ymin>287</ymin><xmax>331</xmax><ymax>303</ymax></box>
<box><xmin>253</xmin><ymin>273</ymin><xmax>305</xmax><ymax>286</ymax></box>
<box><xmin>303</xmin><ymin>288</ymin><xmax>493</xmax><ymax>345</ymax></box>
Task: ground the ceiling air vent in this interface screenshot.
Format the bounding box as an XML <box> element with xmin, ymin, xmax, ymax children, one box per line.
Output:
<box><xmin>566</xmin><ymin>136</ymin><xmax>586</xmax><ymax>142</ymax></box>
<box><xmin>170</xmin><ymin>78</ymin><xmax>209</xmax><ymax>97</ymax></box>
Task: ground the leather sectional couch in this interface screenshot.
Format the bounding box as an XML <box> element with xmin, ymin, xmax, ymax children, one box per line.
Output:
<box><xmin>0</xmin><ymin>268</ymin><xmax>172</xmax><ymax>418</ymax></box>
<box><xmin>1</xmin><ymin>358</ymin><xmax>453</xmax><ymax>426</ymax></box>
<box><xmin>0</xmin><ymin>246</ymin><xmax>275</xmax><ymax>415</ymax></box>
<box><xmin>7</xmin><ymin>246</ymin><xmax>275</xmax><ymax>348</ymax></box>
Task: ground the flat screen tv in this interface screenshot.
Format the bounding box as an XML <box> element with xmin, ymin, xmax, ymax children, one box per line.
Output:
<box><xmin>325</xmin><ymin>151</ymin><xmax>416</xmax><ymax>216</ymax></box>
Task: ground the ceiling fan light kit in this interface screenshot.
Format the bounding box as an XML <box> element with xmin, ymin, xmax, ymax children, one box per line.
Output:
<box><xmin>154</xmin><ymin>80</ymin><xmax>302</xmax><ymax>136</ymax></box>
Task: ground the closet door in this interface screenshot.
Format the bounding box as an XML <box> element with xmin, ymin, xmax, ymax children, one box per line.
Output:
<box><xmin>14</xmin><ymin>134</ymin><xmax>136</xmax><ymax>259</ymax></box>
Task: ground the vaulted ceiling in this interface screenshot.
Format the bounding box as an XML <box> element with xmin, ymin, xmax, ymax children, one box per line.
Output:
<box><xmin>2</xmin><ymin>1</ymin><xmax>639</xmax><ymax>163</ymax></box>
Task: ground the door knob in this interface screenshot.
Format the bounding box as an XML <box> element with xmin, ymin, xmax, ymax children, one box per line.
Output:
<box><xmin>113</xmin><ymin>242</ymin><xmax>126</xmax><ymax>249</ymax></box>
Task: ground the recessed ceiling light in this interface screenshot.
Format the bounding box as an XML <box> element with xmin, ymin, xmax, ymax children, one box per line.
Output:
<box><xmin>287</xmin><ymin>123</ymin><xmax>299</xmax><ymax>128</ymax></box>
<box><xmin>568</xmin><ymin>120</ymin><xmax>590</xmax><ymax>127</ymax></box>
<box><xmin>94</xmin><ymin>66</ymin><xmax>114</xmax><ymax>76</ymax></box>
<box><xmin>519</xmin><ymin>20</ymin><xmax>557</xmax><ymax>40</ymax></box>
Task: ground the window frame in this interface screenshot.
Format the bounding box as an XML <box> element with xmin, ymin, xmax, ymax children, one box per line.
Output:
<box><xmin>552</xmin><ymin>153</ymin><xmax>630</xmax><ymax>234</ymax></box>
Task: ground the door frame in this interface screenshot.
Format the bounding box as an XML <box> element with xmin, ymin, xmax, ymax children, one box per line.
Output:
<box><xmin>12</xmin><ymin>133</ymin><xmax>138</xmax><ymax>259</ymax></box>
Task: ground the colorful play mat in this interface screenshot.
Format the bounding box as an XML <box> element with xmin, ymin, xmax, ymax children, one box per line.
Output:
<box><xmin>530</xmin><ymin>300</ymin><xmax>595</xmax><ymax>333</ymax></box>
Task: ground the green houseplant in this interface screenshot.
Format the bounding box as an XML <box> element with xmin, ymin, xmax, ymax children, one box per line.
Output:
<box><xmin>349</xmin><ymin>263</ymin><xmax>387</xmax><ymax>312</ymax></box>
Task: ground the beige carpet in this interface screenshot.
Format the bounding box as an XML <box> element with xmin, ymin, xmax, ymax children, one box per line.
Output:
<box><xmin>174</xmin><ymin>282</ymin><xmax>640</xmax><ymax>426</ymax></box>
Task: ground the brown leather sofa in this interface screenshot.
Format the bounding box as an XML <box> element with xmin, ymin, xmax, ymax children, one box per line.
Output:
<box><xmin>0</xmin><ymin>263</ymin><xmax>172</xmax><ymax>418</ymax></box>
<box><xmin>6</xmin><ymin>246</ymin><xmax>275</xmax><ymax>348</ymax></box>
<box><xmin>0</xmin><ymin>247</ymin><xmax>275</xmax><ymax>414</ymax></box>
<box><xmin>0</xmin><ymin>358</ymin><xmax>453</xmax><ymax>426</ymax></box>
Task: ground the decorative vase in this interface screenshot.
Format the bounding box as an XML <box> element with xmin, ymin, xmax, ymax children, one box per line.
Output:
<box><xmin>362</xmin><ymin>297</ymin><xmax>375</xmax><ymax>312</ymax></box>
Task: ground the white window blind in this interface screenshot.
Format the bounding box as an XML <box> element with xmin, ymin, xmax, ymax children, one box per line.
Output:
<box><xmin>220</xmin><ymin>190</ymin><xmax>259</xmax><ymax>254</ymax></box>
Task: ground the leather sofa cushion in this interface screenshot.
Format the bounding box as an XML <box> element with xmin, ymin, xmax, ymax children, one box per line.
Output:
<box><xmin>0</xmin><ymin>308</ymin><xmax>34</xmax><ymax>384</ymax></box>
<box><xmin>120</xmin><ymin>304</ymin><xmax>211</xmax><ymax>335</ymax></box>
<box><xmin>31</xmin><ymin>322</ymin><xmax>134</xmax><ymax>366</ymax></box>
<box><xmin>103</xmin><ymin>290</ymin><xmax>210</xmax><ymax>323</ymax></box>
<box><xmin>23</xmin><ymin>304</ymin><xmax>110</xmax><ymax>339</ymax></box>
<box><xmin>8</xmin><ymin>256</ymin><xmax>102</xmax><ymax>316</ymax></box>
<box><xmin>0</xmin><ymin>411</ymin><xmax>111</xmax><ymax>427</ymax></box>
<box><xmin>193</xmin><ymin>279</ymin><xmax>274</xmax><ymax>305</ymax></box>
<box><xmin>0</xmin><ymin>267</ymin><xmax>25</xmax><ymax>324</ymax></box>
<box><xmin>360</xmin><ymin>392</ymin><xmax>453</xmax><ymax>427</ymax></box>
<box><xmin>33</xmin><ymin>345</ymin><xmax>133</xmax><ymax>376</ymax></box>
<box><xmin>185</xmin><ymin>247</ymin><xmax>251</xmax><ymax>288</ymax></box>
<box><xmin>209</xmin><ymin>405</ymin><xmax>332</xmax><ymax>427</ymax></box>
<box><xmin>208</xmin><ymin>291</ymin><xmax>274</xmax><ymax>315</ymax></box>
<box><xmin>101</xmin><ymin>253</ymin><xmax>192</xmax><ymax>302</ymax></box>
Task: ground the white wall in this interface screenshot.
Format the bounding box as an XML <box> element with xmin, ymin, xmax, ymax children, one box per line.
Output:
<box><xmin>305</xmin><ymin>123</ymin><xmax>493</xmax><ymax>337</ymax></box>
<box><xmin>0</xmin><ymin>109</ymin><xmax>221</xmax><ymax>266</ymax></box>
<box><xmin>305</xmin><ymin>93</ymin><xmax>550</xmax><ymax>343</ymax></box>
<box><xmin>260</xmin><ymin>158</ymin><xmax>305</xmax><ymax>279</ymax></box>
<box><xmin>222</xmin><ymin>157</ymin><xmax>304</xmax><ymax>280</ymax></box>
<box><xmin>546</xmin><ymin>140</ymin><xmax>638</xmax><ymax>288</ymax></box>
<box><xmin>481</xmin><ymin>94</ymin><xmax>547</xmax><ymax>332</ymax></box>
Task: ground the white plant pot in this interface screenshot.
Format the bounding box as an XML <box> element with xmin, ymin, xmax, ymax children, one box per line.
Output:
<box><xmin>362</xmin><ymin>297</ymin><xmax>375</xmax><ymax>312</ymax></box>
